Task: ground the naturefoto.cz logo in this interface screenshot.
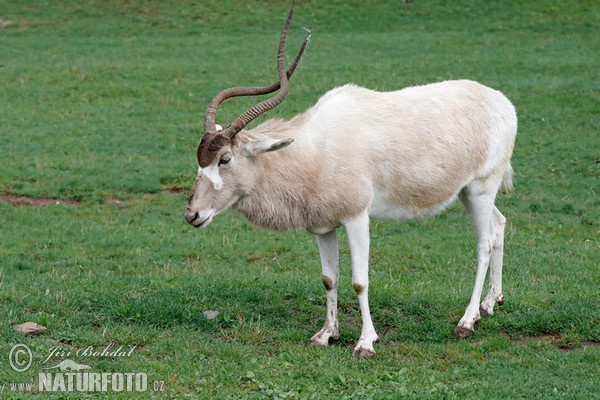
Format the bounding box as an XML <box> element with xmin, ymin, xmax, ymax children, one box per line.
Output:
<box><xmin>38</xmin><ymin>369</ymin><xmax>148</xmax><ymax>393</ymax></box>
<box><xmin>6</xmin><ymin>343</ymin><xmax>165</xmax><ymax>394</ymax></box>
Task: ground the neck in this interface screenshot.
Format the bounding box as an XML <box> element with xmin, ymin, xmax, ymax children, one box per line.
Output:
<box><xmin>234</xmin><ymin>144</ymin><xmax>318</xmax><ymax>231</ymax></box>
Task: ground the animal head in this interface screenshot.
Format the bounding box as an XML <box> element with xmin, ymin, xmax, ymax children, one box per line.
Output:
<box><xmin>185</xmin><ymin>4</ymin><xmax>309</xmax><ymax>228</ymax></box>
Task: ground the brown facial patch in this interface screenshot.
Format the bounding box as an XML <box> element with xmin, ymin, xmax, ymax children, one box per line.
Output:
<box><xmin>197</xmin><ymin>133</ymin><xmax>231</xmax><ymax>167</ymax></box>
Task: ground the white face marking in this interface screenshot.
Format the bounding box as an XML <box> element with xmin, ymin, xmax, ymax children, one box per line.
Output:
<box><xmin>199</xmin><ymin>165</ymin><xmax>223</xmax><ymax>191</ymax></box>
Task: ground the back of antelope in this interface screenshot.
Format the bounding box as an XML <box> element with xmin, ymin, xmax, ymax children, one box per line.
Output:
<box><xmin>185</xmin><ymin>5</ymin><xmax>517</xmax><ymax>357</ymax></box>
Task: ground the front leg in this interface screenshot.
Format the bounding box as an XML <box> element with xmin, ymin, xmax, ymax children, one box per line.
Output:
<box><xmin>344</xmin><ymin>212</ymin><xmax>379</xmax><ymax>357</ymax></box>
<box><xmin>309</xmin><ymin>229</ymin><xmax>340</xmax><ymax>346</ymax></box>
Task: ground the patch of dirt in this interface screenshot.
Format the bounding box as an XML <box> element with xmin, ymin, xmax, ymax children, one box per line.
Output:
<box><xmin>161</xmin><ymin>188</ymin><xmax>189</xmax><ymax>195</ymax></box>
<box><xmin>515</xmin><ymin>333</ymin><xmax>562</xmax><ymax>345</ymax></box>
<box><xmin>0</xmin><ymin>189</ymin><xmax>188</xmax><ymax>208</ymax></box>
<box><xmin>0</xmin><ymin>193</ymin><xmax>79</xmax><ymax>207</ymax></box>
<box><xmin>512</xmin><ymin>333</ymin><xmax>599</xmax><ymax>352</ymax></box>
<box><xmin>105</xmin><ymin>197</ymin><xmax>125</xmax><ymax>208</ymax></box>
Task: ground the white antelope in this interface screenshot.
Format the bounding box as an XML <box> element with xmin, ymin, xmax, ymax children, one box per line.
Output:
<box><xmin>185</xmin><ymin>6</ymin><xmax>517</xmax><ymax>357</ymax></box>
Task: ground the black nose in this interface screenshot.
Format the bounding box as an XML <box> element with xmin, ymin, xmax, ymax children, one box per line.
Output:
<box><xmin>185</xmin><ymin>210</ymin><xmax>199</xmax><ymax>224</ymax></box>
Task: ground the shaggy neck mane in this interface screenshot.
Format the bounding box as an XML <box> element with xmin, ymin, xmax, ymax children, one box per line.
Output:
<box><xmin>233</xmin><ymin>111</ymin><xmax>367</xmax><ymax>232</ymax></box>
<box><xmin>234</xmin><ymin>115</ymin><xmax>322</xmax><ymax>231</ymax></box>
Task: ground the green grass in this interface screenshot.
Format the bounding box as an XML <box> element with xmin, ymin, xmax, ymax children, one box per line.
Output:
<box><xmin>1</xmin><ymin>0</ymin><xmax>598</xmax><ymax>398</ymax></box>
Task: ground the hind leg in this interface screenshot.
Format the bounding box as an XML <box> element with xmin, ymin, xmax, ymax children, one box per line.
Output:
<box><xmin>480</xmin><ymin>207</ymin><xmax>506</xmax><ymax>316</ymax></box>
<box><xmin>454</xmin><ymin>185</ymin><xmax>498</xmax><ymax>338</ymax></box>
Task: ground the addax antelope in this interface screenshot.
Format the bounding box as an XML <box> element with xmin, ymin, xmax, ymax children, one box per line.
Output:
<box><xmin>185</xmin><ymin>5</ymin><xmax>517</xmax><ymax>357</ymax></box>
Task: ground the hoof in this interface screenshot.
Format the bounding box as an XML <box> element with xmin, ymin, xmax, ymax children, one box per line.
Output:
<box><xmin>309</xmin><ymin>338</ymin><xmax>327</xmax><ymax>347</ymax></box>
<box><xmin>309</xmin><ymin>330</ymin><xmax>339</xmax><ymax>347</ymax></box>
<box><xmin>479</xmin><ymin>304</ymin><xmax>493</xmax><ymax>317</ymax></box>
<box><xmin>452</xmin><ymin>325</ymin><xmax>474</xmax><ymax>338</ymax></box>
<box><xmin>309</xmin><ymin>335</ymin><xmax>330</xmax><ymax>347</ymax></box>
<box><xmin>353</xmin><ymin>346</ymin><xmax>376</xmax><ymax>358</ymax></box>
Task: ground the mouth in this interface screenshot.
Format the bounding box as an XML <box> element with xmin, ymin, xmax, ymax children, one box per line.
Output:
<box><xmin>185</xmin><ymin>210</ymin><xmax>213</xmax><ymax>228</ymax></box>
<box><xmin>192</xmin><ymin>216</ymin><xmax>211</xmax><ymax>228</ymax></box>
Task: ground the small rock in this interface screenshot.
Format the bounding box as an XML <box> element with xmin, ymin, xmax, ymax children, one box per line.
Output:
<box><xmin>0</xmin><ymin>19</ymin><xmax>13</xmax><ymax>29</ymax></box>
<box><xmin>203</xmin><ymin>310</ymin><xmax>220</xmax><ymax>320</ymax></box>
<box><xmin>14</xmin><ymin>322</ymin><xmax>47</xmax><ymax>336</ymax></box>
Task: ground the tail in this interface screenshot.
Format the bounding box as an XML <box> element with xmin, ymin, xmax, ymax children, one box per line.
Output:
<box><xmin>500</xmin><ymin>163</ymin><xmax>514</xmax><ymax>195</ymax></box>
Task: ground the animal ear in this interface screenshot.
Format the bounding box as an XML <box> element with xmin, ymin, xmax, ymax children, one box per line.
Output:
<box><xmin>243</xmin><ymin>138</ymin><xmax>294</xmax><ymax>157</ymax></box>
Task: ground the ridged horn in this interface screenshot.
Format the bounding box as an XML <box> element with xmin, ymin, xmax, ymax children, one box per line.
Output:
<box><xmin>202</xmin><ymin>3</ymin><xmax>310</xmax><ymax>140</ymax></box>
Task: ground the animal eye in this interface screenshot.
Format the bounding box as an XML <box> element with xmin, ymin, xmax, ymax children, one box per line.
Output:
<box><xmin>218</xmin><ymin>157</ymin><xmax>231</xmax><ymax>167</ymax></box>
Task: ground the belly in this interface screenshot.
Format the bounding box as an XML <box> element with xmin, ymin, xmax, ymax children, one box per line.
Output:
<box><xmin>369</xmin><ymin>184</ymin><xmax>461</xmax><ymax>221</ymax></box>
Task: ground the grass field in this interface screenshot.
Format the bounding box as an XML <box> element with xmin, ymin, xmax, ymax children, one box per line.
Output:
<box><xmin>1</xmin><ymin>0</ymin><xmax>598</xmax><ymax>398</ymax></box>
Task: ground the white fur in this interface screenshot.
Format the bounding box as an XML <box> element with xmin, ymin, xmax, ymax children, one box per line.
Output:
<box><xmin>200</xmin><ymin>165</ymin><xmax>223</xmax><ymax>191</ymax></box>
<box><xmin>186</xmin><ymin>79</ymin><xmax>517</xmax><ymax>357</ymax></box>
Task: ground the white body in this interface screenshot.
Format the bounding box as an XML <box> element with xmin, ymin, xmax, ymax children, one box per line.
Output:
<box><xmin>186</xmin><ymin>79</ymin><xmax>517</xmax><ymax>357</ymax></box>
